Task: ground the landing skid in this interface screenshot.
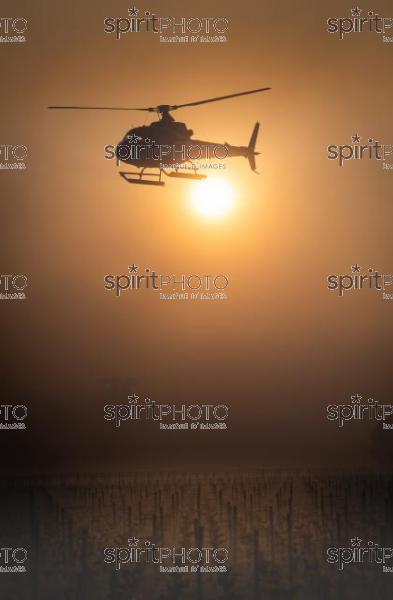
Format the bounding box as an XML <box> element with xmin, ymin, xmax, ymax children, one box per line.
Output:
<box><xmin>119</xmin><ymin>170</ymin><xmax>164</xmax><ymax>186</ymax></box>
<box><xmin>119</xmin><ymin>167</ymin><xmax>207</xmax><ymax>187</ymax></box>
<box><xmin>167</xmin><ymin>171</ymin><xmax>206</xmax><ymax>180</ymax></box>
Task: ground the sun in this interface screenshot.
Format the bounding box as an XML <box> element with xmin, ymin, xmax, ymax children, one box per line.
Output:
<box><xmin>190</xmin><ymin>177</ymin><xmax>235</xmax><ymax>219</ymax></box>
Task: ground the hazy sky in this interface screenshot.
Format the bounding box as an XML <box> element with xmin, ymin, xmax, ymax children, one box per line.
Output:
<box><xmin>1</xmin><ymin>0</ymin><xmax>393</xmax><ymax>471</ymax></box>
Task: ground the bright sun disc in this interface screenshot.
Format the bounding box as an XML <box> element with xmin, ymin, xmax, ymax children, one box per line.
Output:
<box><xmin>190</xmin><ymin>178</ymin><xmax>235</xmax><ymax>219</ymax></box>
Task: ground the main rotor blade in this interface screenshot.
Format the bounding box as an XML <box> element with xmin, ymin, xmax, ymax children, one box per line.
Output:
<box><xmin>48</xmin><ymin>88</ymin><xmax>271</xmax><ymax>113</ymax></box>
<box><xmin>47</xmin><ymin>106</ymin><xmax>154</xmax><ymax>111</ymax></box>
<box><xmin>170</xmin><ymin>87</ymin><xmax>271</xmax><ymax>110</ymax></box>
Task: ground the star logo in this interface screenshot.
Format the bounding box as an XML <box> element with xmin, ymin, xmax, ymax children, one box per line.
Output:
<box><xmin>127</xmin><ymin>133</ymin><xmax>140</xmax><ymax>144</ymax></box>
<box><xmin>351</xmin><ymin>394</ymin><xmax>362</xmax><ymax>404</ymax></box>
<box><xmin>351</xmin><ymin>264</ymin><xmax>361</xmax><ymax>273</ymax></box>
<box><xmin>128</xmin><ymin>537</ymin><xmax>139</xmax><ymax>547</ymax></box>
<box><xmin>128</xmin><ymin>7</ymin><xmax>139</xmax><ymax>17</ymax></box>
<box><xmin>351</xmin><ymin>7</ymin><xmax>362</xmax><ymax>17</ymax></box>
<box><xmin>128</xmin><ymin>264</ymin><xmax>139</xmax><ymax>273</ymax></box>
<box><xmin>351</xmin><ymin>537</ymin><xmax>362</xmax><ymax>547</ymax></box>
<box><xmin>128</xmin><ymin>393</ymin><xmax>139</xmax><ymax>404</ymax></box>
<box><xmin>352</xmin><ymin>133</ymin><xmax>361</xmax><ymax>143</ymax></box>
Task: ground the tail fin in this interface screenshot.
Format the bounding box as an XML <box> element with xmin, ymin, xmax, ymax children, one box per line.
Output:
<box><xmin>247</xmin><ymin>122</ymin><xmax>260</xmax><ymax>173</ymax></box>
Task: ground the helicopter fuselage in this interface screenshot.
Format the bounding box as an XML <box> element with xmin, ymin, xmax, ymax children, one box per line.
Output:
<box><xmin>116</xmin><ymin>119</ymin><xmax>250</xmax><ymax>169</ymax></box>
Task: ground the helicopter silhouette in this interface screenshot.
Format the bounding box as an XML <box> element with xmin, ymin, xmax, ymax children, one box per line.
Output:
<box><xmin>48</xmin><ymin>87</ymin><xmax>270</xmax><ymax>186</ymax></box>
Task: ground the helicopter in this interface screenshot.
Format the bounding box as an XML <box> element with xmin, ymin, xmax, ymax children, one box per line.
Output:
<box><xmin>48</xmin><ymin>87</ymin><xmax>271</xmax><ymax>186</ymax></box>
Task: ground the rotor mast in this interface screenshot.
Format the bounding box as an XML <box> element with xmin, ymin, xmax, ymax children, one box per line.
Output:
<box><xmin>156</xmin><ymin>105</ymin><xmax>175</xmax><ymax>123</ymax></box>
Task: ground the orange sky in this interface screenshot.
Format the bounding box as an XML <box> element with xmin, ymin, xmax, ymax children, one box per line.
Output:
<box><xmin>1</xmin><ymin>0</ymin><xmax>393</xmax><ymax>470</ymax></box>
